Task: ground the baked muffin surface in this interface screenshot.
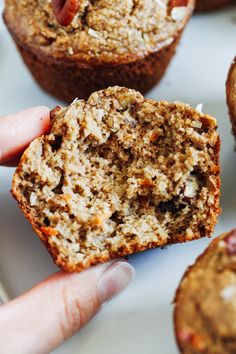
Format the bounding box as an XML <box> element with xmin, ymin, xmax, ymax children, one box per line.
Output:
<box><xmin>4</xmin><ymin>0</ymin><xmax>194</xmax><ymax>64</ymax></box>
<box><xmin>174</xmin><ymin>230</ymin><xmax>236</xmax><ymax>354</ymax></box>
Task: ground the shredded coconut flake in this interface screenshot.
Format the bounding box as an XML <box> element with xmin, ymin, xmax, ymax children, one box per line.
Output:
<box><xmin>218</xmin><ymin>240</ymin><xmax>226</xmax><ymax>249</ymax></box>
<box><xmin>88</xmin><ymin>28</ymin><xmax>100</xmax><ymax>39</ymax></box>
<box><xmin>171</xmin><ymin>7</ymin><xmax>188</xmax><ymax>21</ymax></box>
<box><xmin>184</xmin><ymin>176</ymin><xmax>199</xmax><ymax>198</ymax></box>
<box><xmin>196</xmin><ymin>104</ymin><xmax>203</xmax><ymax>114</ymax></box>
<box><xmin>220</xmin><ymin>285</ymin><xmax>236</xmax><ymax>301</ymax></box>
<box><xmin>72</xmin><ymin>98</ymin><xmax>83</xmax><ymax>104</ymax></box>
<box><xmin>154</xmin><ymin>0</ymin><xmax>166</xmax><ymax>9</ymax></box>
<box><xmin>68</xmin><ymin>47</ymin><xmax>74</xmax><ymax>55</ymax></box>
<box><xmin>157</xmin><ymin>37</ymin><xmax>174</xmax><ymax>50</ymax></box>
<box><xmin>97</xmin><ymin>109</ymin><xmax>105</xmax><ymax>120</ymax></box>
<box><xmin>30</xmin><ymin>192</ymin><xmax>37</xmax><ymax>206</ymax></box>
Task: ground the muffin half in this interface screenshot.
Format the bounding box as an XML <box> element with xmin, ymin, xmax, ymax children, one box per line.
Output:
<box><xmin>4</xmin><ymin>0</ymin><xmax>195</xmax><ymax>102</ymax></box>
<box><xmin>174</xmin><ymin>230</ymin><xmax>236</xmax><ymax>354</ymax></box>
<box><xmin>12</xmin><ymin>87</ymin><xmax>221</xmax><ymax>272</ymax></box>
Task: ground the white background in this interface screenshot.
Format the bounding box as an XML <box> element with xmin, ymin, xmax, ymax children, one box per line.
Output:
<box><xmin>0</xmin><ymin>2</ymin><xmax>236</xmax><ymax>353</ymax></box>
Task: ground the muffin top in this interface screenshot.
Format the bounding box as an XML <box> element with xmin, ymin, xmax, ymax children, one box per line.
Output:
<box><xmin>4</xmin><ymin>0</ymin><xmax>194</xmax><ymax>64</ymax></box>
<box><xmin>174</xmin><ymin>230</ymin><xmax>236</xmax><ymax>354</ymax></box>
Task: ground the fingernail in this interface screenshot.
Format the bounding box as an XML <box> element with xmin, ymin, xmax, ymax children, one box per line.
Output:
<box><xmin>97</xmin><ymin>261</ymin><xmax>135</xmax><ymax>304</ymax></box>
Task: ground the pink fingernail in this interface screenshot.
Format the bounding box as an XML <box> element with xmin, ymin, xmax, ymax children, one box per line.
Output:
<box><xmin>97</xmin><ymin>261</ymin><xmax>135</xmax><ymax>304</ymax></box>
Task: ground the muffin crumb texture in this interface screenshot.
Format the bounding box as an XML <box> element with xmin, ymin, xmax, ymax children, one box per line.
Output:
<box><xmin>174</xmin><ymin>230</ymin><xmax>236</xmax><ymax>354</ymax></box>
<box><xmin>12</xmin><ymin>87</ymin><xmax>220</xmax><ymax>272</ymax></box>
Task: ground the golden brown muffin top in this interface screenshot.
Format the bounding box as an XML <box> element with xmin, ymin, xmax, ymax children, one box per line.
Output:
<box><xmin>4</xmin><ymin>0</ymin><xmax>194</xmax><ymax>64</ymax></box>
<box><xmin>174</xmin><ymin>230</ymin><xmax>236</xmax><ymax>354</ymax></box>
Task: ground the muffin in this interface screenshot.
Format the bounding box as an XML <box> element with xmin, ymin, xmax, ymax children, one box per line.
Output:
<box><xmin>4</xmin><ymin>0</ymin><xmax>195</xmax><ymax>102</ymax></box>
<box><xmin>196</xmin><ymin>0</ymin><xmax>235</xmax><ymax>12</ymax></box>
<box><xmin>12</xmin><ymin>87</ymin><xmax>221</xmax><ymax>272</ymax></box>
<box><xmin>174</xmin><ymin>229</ymin><xmax>236</xmax><ymax>354</ymax></box>
<box><xmin>226</xmin><ymin>57</ymin><xmax>236</xmax><ymax>139</ymax></box>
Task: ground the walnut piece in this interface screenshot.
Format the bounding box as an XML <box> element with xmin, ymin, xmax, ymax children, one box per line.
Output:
<box><xmin>52</xmin><ymin>0</ymin><xmax>81</xmax><ymax>26</ymax></box>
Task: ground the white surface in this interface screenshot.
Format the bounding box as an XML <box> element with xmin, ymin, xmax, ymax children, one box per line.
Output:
<box><xmin>0</xmin><ymin>4</ymin><xmax>236</xmax><ymax>354</ymax></box>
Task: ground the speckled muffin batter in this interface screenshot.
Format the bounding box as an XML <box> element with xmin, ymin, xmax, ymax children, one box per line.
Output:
<box><xmin>4</xmin><ymin>0</ymin><xmax>195</xmax><ymax>101</ymax></box>
<box><xmin>174</xmin><ymin>230</ymin><xmax>236</xmax><ymax>354</ymax></box>
<box><xmin>12</xmin><ymin>87</ymin><xmax>220</xmax><ymax>272</ymax></box>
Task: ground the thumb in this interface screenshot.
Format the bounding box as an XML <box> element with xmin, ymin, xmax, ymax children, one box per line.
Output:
<box><xmin>0</xmin><ymin>106</ymin><xmax>50</xmax><ymax>164</ymax></box>
<box><xmin>0</xmin><ymin>260</ymin><xmax>135</xmax><ymax>354</ymax></box>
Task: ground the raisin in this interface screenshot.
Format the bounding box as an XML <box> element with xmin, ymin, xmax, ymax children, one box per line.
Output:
<box><xmin>43</xmin><ymin>217</ymin><xmax>50</xmax><ymax>226</ymax></box>
<box><xmin>49</xmin><ymin>135</ymin><xmax>62</xmax><ymax>152</ymax></box>
<box><xmin>158</xmin><ymin>197</ymin><xmax>186</xmax><ymax>214</ymax></box>
<box><xmin>52</xmin><ymin>175</ymin><xmax>64</xmax><ymax>194</ymax></box>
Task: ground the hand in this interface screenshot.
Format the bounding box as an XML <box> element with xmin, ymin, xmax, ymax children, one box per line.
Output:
<box><xmin>0</xmin><ymin>107</ymin><xmax>135</xmax><ymax>354</ymax></box>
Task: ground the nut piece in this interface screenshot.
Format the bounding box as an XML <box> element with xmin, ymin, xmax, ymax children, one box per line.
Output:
<box><xmin>52</xmin><ymin>0</ymin><xmax>81</xmax><ymax>26</ymax></box>
<box><xmin>169</xmin><ymin>0</ymin><xmax>189</xmax><ymax>8</ymax></box>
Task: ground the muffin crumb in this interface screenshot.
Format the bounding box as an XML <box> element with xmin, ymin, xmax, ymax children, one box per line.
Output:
<box><xmin>12</xmin><ymin>87</ymin><xmax>221</xmax><ymax>272</ymax></box>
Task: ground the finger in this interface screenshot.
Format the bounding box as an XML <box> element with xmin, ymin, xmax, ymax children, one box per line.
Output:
<box><xmin>0</xmin><ymin>260</ymin><xmax>135</xmax><ymax>354</ymax></box>
<box><xmin>0</xmin><ymin>106</ymin><xmax>50</xmax><ymax>164</ymax></box>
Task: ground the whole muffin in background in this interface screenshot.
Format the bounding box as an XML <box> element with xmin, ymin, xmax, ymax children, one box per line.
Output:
<box><xmin>196</xmin><ymin>0</ymin><xmax>235</xmax><ymax>12</ymax></box>
<box><xmin>226</xmin><ymin>57</ymin><xmax>236</xmax><ymax>140</ymax></box>
<box><xmin>174</xmin><ymin>230</ymin><xmax>236</xmax><ymax>354</ymax></box>
<box><xmin>12</xmin><ymin>87</ymin><xmax>220</xmax><ymax>272</ymax></box>
<box><xmin>4</xmin><ymin>0</ymin><xmax>195</xmax><ymax>102</ymax></box>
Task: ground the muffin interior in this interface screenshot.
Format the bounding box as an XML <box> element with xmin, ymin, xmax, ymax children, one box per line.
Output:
<box><xmin>12</xmin><ymin>87</ymin><xmax>220</xmax><ymax>270</ymax></box>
